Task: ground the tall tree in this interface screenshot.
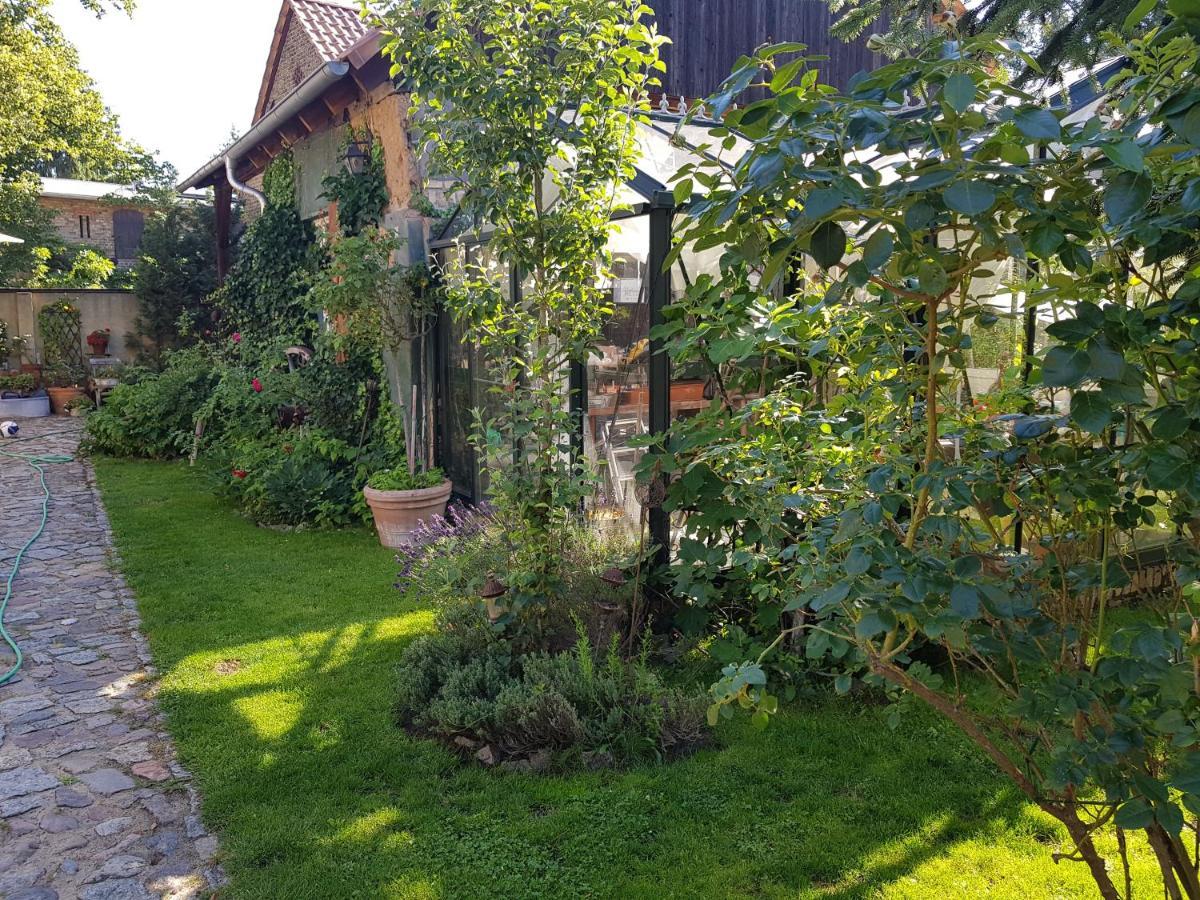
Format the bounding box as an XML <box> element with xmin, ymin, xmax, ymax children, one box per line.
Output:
<box><xmin>826</xmin><ymin>0</ymin><xmax>1155</xmax><ymax>82</ymax></box>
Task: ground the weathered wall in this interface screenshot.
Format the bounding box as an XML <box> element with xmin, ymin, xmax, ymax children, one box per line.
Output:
<box><xmin>0</xmin><ymin>290</ymin><xmax>139</xmax><ymax>368</ymax></box>
<box><xmin>39</xmin><ymin>198</ymin><xmax>148</xmax><ymax>266</ymax></box>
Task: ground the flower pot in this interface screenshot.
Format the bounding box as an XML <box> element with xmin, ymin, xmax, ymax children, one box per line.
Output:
<box><xmin>46</xmin><ymin>386</ymin><xmax>83</xmax><ymax>415</ymax></box>
<box><xmin>86</xmin><ymin>335</ymin><xmax>110</xmax><ymax>356</ymax></box>
<box><xmin>363</xmin><ymin>480</ymin><xmax>453</xmax><ymax>549</ymax></box>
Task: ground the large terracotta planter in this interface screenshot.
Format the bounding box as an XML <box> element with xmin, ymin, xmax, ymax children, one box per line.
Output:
<box><xmin>364</xmin><ymin>480</ymin><xmax>453</xmax><ymax>549</ymax></box>
<box><xmin>46</xmin><ymin>386</ymin><xmax>83</xmax><ymax>415</ymax></box>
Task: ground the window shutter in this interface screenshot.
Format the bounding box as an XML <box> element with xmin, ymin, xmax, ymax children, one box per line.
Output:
<box><xmin>112</xmin><ymin>209</ymin><xmax>145</xmax><ymax>262</ymax></box>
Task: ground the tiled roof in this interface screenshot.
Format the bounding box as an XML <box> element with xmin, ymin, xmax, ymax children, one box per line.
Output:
<box><xmin>289</xmin><ymin>0</ymin><xmax>368</xmax><ymax>62</ymax></box>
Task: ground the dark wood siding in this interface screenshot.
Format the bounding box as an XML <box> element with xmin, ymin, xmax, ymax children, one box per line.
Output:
<box><xmin>648</xmin><ymin>0</ymin><xmax>882</xmax><ymax>101</ymax></box>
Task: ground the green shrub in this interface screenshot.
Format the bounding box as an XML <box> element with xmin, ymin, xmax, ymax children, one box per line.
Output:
<box><xmin>395</xmin><ymin>605</ymin><xmax>708</xmax><ymax>769</ymax></box>
<box><xmin>83</xmin><ymin>347</ymin><xmax>216</xmax><ymax>458</ymax></box>
<box><xmin>367</xmin><ymin>465</ymin><xmax>445</xmax><ymax>491</ymax></box>
<box><xmin>0</xmin><ymin>373</ymin><xmax>35</xmax><ymax>396</ymax></box>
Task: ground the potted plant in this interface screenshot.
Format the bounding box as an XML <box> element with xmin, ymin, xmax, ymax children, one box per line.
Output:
<box><xmin>0</xmin><ymin>371</ymin><xmax>50</xmax><ymax>418</ymax></box>
<box><xmin>44</xmin><ymin>363</ymin><xmax>85</xmax><ymax>415</ymax></box>
<box><xmin>66</xmin><ymin>394</ymin><xmax>93</xmax><ymax>417</ymax></box>
<box><xmin>86</xmin><ymin>328</ymin><xmax>112</xmax><ymax>356</ymax></box>
<box><xmin>363</xmin><ymin>464</ymin><xmax>452</xmax><ymax>548</ymax></box>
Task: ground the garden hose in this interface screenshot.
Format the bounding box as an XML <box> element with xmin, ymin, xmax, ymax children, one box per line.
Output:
<box><xmin>0</xmin><ymin>433</ymin><xmax>75</xmax><ymax>687</ymax></box>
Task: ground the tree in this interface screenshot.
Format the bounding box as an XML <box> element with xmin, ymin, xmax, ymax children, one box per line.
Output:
<box><xmin>130</xmin><ymin>200</ymin><xmax>218</xmax><ymax>365</ymax></box>
<box><xmin>368</xmin><ymin>0</ymin><xmax>667</xmax><ymax>620</ymax></box>
<box><xmin>658</xmin><ymin>20</ymin><xmax>1200</xmax><ymax>898</ymax></box>
<box><xmin>827</xmin><ymin>0</ymin><xmax>1155</xmax><ymax>83</ymax></box>
<box><xmin>0</xmin><ymin>1</ymin><xmax>159</xmax><ymax>181</ymax></box>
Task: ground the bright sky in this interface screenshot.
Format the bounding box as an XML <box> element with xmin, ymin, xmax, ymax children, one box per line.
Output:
<box><xmin>50</xmin><ymin>0</ymin><xmax>284</xmax><ymax>184</ymax></box>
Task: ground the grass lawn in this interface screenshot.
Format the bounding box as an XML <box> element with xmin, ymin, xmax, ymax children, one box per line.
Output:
<box><xmin>94</xmin><ymin>458</ymin><xmax>1155</xmax><ymax>899</ymax></box>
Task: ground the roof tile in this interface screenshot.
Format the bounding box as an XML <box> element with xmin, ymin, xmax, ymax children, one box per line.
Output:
<box><xmin>289</xmin><ymin>0</ymin><xmax>369</xmax><ymax>62</ymax></box>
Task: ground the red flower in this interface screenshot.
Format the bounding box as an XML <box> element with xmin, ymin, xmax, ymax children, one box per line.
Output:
<box><xmin>252</xmin><ymin>378</ymin><xmax>263</xmax><ymax>393</ymax></box>
<box><xmin>232</xmin><ymin>332</ymin><xmax>242</xmax><ymax>344</ymax></box>
<box><xmin>232</xmin><ymin>469</ymin><xmax>248</xmax><ymax>479</ymax></box>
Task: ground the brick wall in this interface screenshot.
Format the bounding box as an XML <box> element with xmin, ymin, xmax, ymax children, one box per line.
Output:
<box><xmin>262</xmin><ymin>15</ymin><xmax>323</xmax><ymax>116</ymax></box>
<box><xmin>39</xmin><ymin>198</ymin><xmax>148</xmax><ymax>267</ymax></box>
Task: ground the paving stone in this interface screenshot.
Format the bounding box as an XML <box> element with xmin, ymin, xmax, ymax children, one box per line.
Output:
<box><xmin>80</xmin><ymin>879</ymin><xmax>152</xmax><ymax>900</ymax></box>
<box><xmin>96</xmin><ymin>854</ymin><xmax>148</xmax><ymax>878</ymax></box>
<box><xmin>95</xmin><ymin>815</ymin><xmax>135</xmax><ymax>836</ymax></box>
<box><xmin>0</xmin><ymin>421</ymin><xmax>223</xmax><ymax>897</ymax></box>
<box><xmin>0</xmin><ymin>747</ymin><xmax>34</xmax><ymax>770</ymax></box>
<box><xmin>79</xmin><ymin>768</ymin><xmax>135</xmax><ymax>795</ymax></box>
<box><xmin>54</xmin><ymin>786</ymin><xmax>93</xmax><ymax>808</ymax></box>
<box><xmin>39</xmin><ymin>811</ymin><xmax>79</xmax><ymax>833</ymax></box>
<box><xmin>130</xmin><ymin>761</ymin><xmax>170</xmax><ymax>782</ymax></box>
<box><xmin>0</xmin><ymin>767</ymin><xmax>58</xmax><ymax>801</ymax></box>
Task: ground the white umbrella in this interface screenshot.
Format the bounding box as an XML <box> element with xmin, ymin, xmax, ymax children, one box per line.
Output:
<box><xmin>0</xmin><ymin>232</ymin><xmax>23</xmax><ymax>244</ymax></box>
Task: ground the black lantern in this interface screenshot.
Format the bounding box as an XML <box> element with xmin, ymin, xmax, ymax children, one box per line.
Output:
<box><xmin>345</xmin><ymin>136</ymin><xmax>369</xmax><ymax>176</ymax></box>
<box><xmin>342</xmin><ymin>112</ymin><xmax>371</xmax><ymax>176</ymax></box>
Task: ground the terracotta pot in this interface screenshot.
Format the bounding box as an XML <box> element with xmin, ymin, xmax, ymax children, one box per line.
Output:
<box><xmin>363</xmin><ymin>480</ymin><xmax>453</xmax><ymax>549</ymax></box>
<box><xmin>46</xmin><ymin>386</ymin><xmax>83</xmax><ymax>415</ymax></box>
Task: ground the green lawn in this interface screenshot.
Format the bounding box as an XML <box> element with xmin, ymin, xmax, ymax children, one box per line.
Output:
<box><xmin>94</xmin><ymin>458</ymin><xmax>1150</xmax><ymax>899</ymax></box>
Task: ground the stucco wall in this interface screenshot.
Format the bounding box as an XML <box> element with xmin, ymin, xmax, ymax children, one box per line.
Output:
<box><xmin>0</xmin><ymin>290</ymin><xmax>139</xmax><ymax>369</ymax></box>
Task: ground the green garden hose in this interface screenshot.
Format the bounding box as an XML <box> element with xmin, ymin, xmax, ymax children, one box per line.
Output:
<box><xmin>0</xmin><ymin>435</ymin><xmax>74</xmax><ymax>687</ymax></box>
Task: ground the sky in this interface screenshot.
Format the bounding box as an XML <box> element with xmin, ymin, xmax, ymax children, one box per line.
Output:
<box><xmin>50</xmin><ymin>0</ymin><xmax>285</xmax><ymax>183</ymax></box>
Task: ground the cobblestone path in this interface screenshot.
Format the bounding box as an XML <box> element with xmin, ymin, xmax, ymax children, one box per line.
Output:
<box><xmin>0</xmin><ymin>418</ymin><xmax>223</xmax><ymax>899</ymax></box>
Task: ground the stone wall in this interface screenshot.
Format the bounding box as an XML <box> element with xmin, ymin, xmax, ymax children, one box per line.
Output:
<box><xmin>0</xmin><ymin>290</ymin><xmax>140</xmax><ymax>368</ymax></box>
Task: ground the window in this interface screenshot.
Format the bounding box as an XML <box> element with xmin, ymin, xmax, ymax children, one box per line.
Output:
<box><xmin>78</xmin><ymin>215</ymin><xmax>90</xmax><ymax>239</ymax></box>
<box><xmin>112</xmin><ymin>209</ymin><xmax>145</xmax><ymax>262</ymax></box>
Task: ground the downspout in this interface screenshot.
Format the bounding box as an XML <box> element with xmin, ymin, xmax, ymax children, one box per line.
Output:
<box><xmin>225</xmin><ymin>155</ymin><xmax>267</xmax><ymax>211</ymax></box>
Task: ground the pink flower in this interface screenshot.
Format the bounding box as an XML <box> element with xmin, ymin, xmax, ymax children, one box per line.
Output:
<box><xmin>252</xmin><ymin>378</ymin><xmax>263</xmax><ymax>393</ymax></box>
<box><xmin>232</xmin><ymin>332</ymin><xmax>242</xmax><ymax>344</ymax></box>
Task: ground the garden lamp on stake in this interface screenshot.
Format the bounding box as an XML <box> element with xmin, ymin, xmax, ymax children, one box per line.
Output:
<box><xmin>479</xmin><ymin>574</ymin><xmax>507</xmax><ymax>623</ymax></box>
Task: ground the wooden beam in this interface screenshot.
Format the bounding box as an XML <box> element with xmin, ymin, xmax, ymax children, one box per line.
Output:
<box><xmin>214</xmin><ymin>181</ymin><xmax>233</xmax><ymax>284</ymax></box>
<box><xmin>321</xmin><ymin>78</ymin><xmax>360</xmax><ymax>119</ymax></box>
<box><xmin>279</xmin><ymin>120</ymin><xmax>308</xmax><ymax>146</ymax></box>
<box><xmin>297</xmin><ymin>98</ymin><xmax>333</xmax><ymax>134</ymax></box>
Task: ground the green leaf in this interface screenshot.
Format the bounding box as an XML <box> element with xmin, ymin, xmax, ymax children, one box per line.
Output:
<box><xmin>672</xmin><ymin>177</ymin><xmax>693</xmax><ymax>205</ymax></box>
<box><xmin>803</xmin><ymin>186</ymin><xmax>844</xmax><ymax>220</ymax></box>
<box><xmin>1123</xmin><ymin>0</ymin><xmax>1156</xmax><ymax>30</ymax></box>
<box><xmin>1102</xmin><ymin>138</ymin><xmax>1144</xmax><ymax>173</ymax></box>
<box><xmin>862</xmin><ymin>228</ymin><xmax>894</xmax><ymax>273</ymax></box>
<box><xmin>1042</xmin><ymin>346</ymin><xmax>1089</xmax><ymax>387</ymax></box>
<box><xmin>1104</xmin><ymin>172</ymin><xmax>1153</xmax><ymax>224</ymax></box>
<box><xmin>810</xmin><ymin>221</ymin><xmax>846</xmax><ymax>269</ymax></box>
<box><xmin>1115</xmin><ymin>798</ymin><xmax>1155</xmax><ymax>829</ymax></box>
<box><xmin>1013</xmin><ymin>107</ymin><xmax>1061</xmax><ymax>142</ymax></box>
<box><xmin>1070</xmin><ymin>391</ymin><xmax>1114</xmax><ymax>434</ymax></box>
<box><xmin>1169</xmin><ymin>104</ymin><xmax>1200</xmax><ymax>146</ymax></box>
<box><xmin>1029</xmin><ymin>222</ymin><xmax>1064</xmax><ymax>258</ymax></box>
<box><xmin>943</xmin><ymin>180</ymin><xmax>996</xmax><ymax>216</ymax></box>
<box><xmin>942</xmin><ymin>73</ymin><xmax>975</xmax><ymax>114</ymax></box>
<box><xmin>950</xmin><ymin>584</ymin><xmax>980</xmax><ymax>619</ymax></box>
<box><xmin>1152</xmin><ymin>408</ymin><xmax>1192</xmax><ymax>440</ymax></box>
<box><xmin>845</xmin><ymin>546</ymin><xmax>872</xmax><ymax>576</ymax></box>
<box><xmin>1087</xmin><ymin>340</ymin><xmax>1126</xmax><ymax>380</ymax></box>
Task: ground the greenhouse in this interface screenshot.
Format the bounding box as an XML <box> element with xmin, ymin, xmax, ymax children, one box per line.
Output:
<box><xmin>427</xmin><ymin>107</ymin><xmax>753</xmax><ymax>552</ymax></box>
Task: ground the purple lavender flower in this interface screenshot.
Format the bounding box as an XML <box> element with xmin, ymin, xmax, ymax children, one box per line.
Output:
<box><xmin>393</xmin><ymin>501</ymin><xmax>499</xmax><ymax>585</ymax></box>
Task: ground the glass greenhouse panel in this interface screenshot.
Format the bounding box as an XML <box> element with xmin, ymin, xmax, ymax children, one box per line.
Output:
<box><xmin>587</xmin><ymin>214</ymin><xmax>651</xmax><ymax>525</ymax></box>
